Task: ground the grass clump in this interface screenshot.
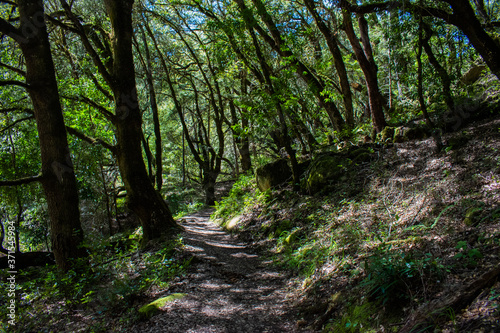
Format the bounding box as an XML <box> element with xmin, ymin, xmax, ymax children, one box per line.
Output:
<box><xmin>212</xmin><ymin>173</ymin><xmax>269</xmax><ymax>226</ymax></box>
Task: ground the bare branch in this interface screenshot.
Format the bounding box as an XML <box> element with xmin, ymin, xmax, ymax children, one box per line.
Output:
<box><xmin>0</xmin><ymin>80</ymin><xmax>29</xmax><ymax>89</ymax></box>
<box><xmin>0</xmin><ymin>174</ymin><xmax>43</xmax><ymax>187</ymax></box>
<box><xmin>65</xmin><ymin>126</ymin><xmax>116</xmax><ymax>153</ymax></box>
<box><xmin>62</xmin><ymin>95</ymin><xmax>116</xmax><ymax>124</ymax></box>
<box><xmin>0</xmin><ymin>61</ymin><xmax>26</xmax><ymax>76</ymax></box>
<box><xmin>1</xmin><ymin>115</ymin><xmax>35</xmax><ymax>133</ymax></box>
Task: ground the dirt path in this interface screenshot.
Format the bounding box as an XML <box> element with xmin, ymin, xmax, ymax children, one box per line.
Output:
<box><xmin>129</xmin><ymin>209</ymin><xmax>312</xmax><ymax>333</ymax></box>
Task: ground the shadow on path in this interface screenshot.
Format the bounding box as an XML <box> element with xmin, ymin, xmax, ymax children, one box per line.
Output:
<box><xmin>129</xmin><ymin>209</ymin><xmax>313</xmax><ymax>333</ymax></box>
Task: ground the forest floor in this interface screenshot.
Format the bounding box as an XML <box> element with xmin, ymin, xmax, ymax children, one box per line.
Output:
<box><xmin>210</xmin><ymin>113</ymin><xmax>500</xmax><ymax>332</ymax></box>
<box><xmin>128</xmin><ymin>209</ymin><xmax>311</xmax><ymax>333</ymax></box>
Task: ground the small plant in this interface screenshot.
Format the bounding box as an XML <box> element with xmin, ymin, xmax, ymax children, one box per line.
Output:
<box><xmin>453</xmin><ymin>241</ymin><xmax>483</xmax><ymax>267</ymax></box>
<box><xmin>361</xmin><ymin>245</ymin><xmax>444</xmax><ymax>306</ymax></box>
<box><xmin>212</xmin><ymin>174</ymin><xmax>268</xmax><ymax>224</ymax></box>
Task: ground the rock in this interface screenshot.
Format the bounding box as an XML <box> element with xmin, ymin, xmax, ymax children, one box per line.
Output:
<box><xmin>226</xmin><ymin>215</ymin><xmax>242</xmax><ymax>231</ymax></box>
<box><xmin>464</xmin><ymin>207</ymin><xmax>482</xmax><ymax>226</ymax></box>
<box><xmin>138</xmin><ymin>293</ymin><xmax>186</xmax><ymax>319</ymax></box>
<box><xmin>461</xmin><ymin>65</ymin><xmax>487</xmax><ymax>85</ymax></box>
<box><xmin>379</xmin><ymin>126</ymin><xmax>395</xmax><ymax>142</ymax></box>
<box><xmin>348</xmin><ymin>148</ymin><xmax>372</xmax><ymax>164</ymax></box>
<box><xmin>255</xmin><ymin>159</ymin><xmax>292</xmax><ymax>191</ymax></box>
<box><xmin>303</xmin><ymin>155</ymin><xmax>345</xmax><ymax>193</ymax></box>
<box><xmin>405</xmin><ymin>126</ymin><xmax>429</xmax><ymax>141</ymax></box>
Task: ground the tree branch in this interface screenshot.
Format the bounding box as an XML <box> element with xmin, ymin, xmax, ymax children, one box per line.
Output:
<box><xmin>0</xmin><ymin>61</ymin><xmax>26</xmax><ymax>76</ymax></box>
<box><xmin>65</xmin><ymin>126</ymin><xmax>116</xmax><ymax>153</ymax></box>
<box><xmin>0</xmin><ymin>174</ymin><xmax>43</xmax><ymax>187</ymax></box>
<box><xmin>1</xmin><ymin>115</ymin><xmax>35</xmax><ymax>133</ymax></box>
<box><xmin>62</xmin><ymin>95</ymin><xmax>116</xmax><ymax>124</ymax></box>
<box><xmin>0</xmin><ymin>80</ymin><xmax>29</xmax><ymax>89</ymax></box>
<box><xmin>0</xmin><ymin>107</ymin><xmax>34</xmax><ymax>114</ymax></box>
<box><xmin>349</xmin><ymin>1</ymin><xmax>454</xmax><ymax>23</ymax></box>
<box><xmin>86</xmin><ymin>71</ymin><xmax>114</xmax><ymax>102</ymax></box>
<box><xmin>0</xmin><ymin>17</ymin><xmax>23</xmax><ymax>43</ymax></box>
<box><xmin>58</xmin><ymin>0</ymin><xmax>115</xmax><ymax>88</ymax></box>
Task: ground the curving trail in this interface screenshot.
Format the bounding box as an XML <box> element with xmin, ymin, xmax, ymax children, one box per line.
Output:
<box><xmin>129</xmin><ymin>209</ymin><xmax>312</xmax><ymax>333</ymax></box>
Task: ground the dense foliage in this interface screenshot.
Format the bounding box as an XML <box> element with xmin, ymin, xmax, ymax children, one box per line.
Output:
<box><xmin>0</xmin><ymin>0</ymin><xmax>499</xmax><ymax>331</ymax></box>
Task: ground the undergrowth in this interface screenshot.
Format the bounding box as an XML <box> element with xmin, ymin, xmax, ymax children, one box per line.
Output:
<box><xmin>0</xmin><ymin>233</ymin><xmax>190</xmax><ymax>332</ymax></box>
<box><xmin>212</xmin><ymin>115</ymin><xmax>500</xmax><ymax>332</ymax></box>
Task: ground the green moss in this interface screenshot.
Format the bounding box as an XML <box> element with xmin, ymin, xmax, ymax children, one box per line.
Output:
<box><xmin>464</xmin><ymin>207</ymin><xmax>482</xmax><ymax>226</ymax></box>
<box><xmin>305</xmin><ymin>155</ymin><xmax>344</xmax><ymax>193</ymax></box>
<box><xmin>380</xmin><ymin>127</ymin><xmax>395</xmax><ymax>142</ymax></box>
<box><xmin>393</xmin><ymin>127</ymin><xmax>405</xmax><ymax>143</ymax></box>
<box><xmin>138</xmin><ymin>293</ymin><xmax>186</xmax><ymax>319</ymax></box>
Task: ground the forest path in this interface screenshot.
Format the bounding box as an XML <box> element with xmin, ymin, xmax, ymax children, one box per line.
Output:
<box><xmin>130</xmin><ymin>208</ymin><xmax>312</xmax><ymax>333</ymax></box>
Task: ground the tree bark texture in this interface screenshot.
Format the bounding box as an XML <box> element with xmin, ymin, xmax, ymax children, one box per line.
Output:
<box><xmin>104</xmin><ymin>0</ymin><xmax>177</xmax><ymax>242</ymax></box>
<box><xmin>17</xmin><ymin>0</ymin><xmax>85</xmax><ymax>270</ymax></box>
<box><xmin>341</xmin><ymin>6</ymin><xmax>387</xmax><ymax>133</ymax></box>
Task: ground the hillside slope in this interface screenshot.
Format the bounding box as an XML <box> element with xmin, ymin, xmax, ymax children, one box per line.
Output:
<box><xmin>213</xmin><ymin>115</ymin><xmax>500</xmax><ymax>332</ymax></box>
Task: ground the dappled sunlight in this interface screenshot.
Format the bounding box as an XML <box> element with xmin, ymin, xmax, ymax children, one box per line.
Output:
<box><xmin>129</xmin><ymin>209</ymin><xmax>303</xmax><ymax>333</ymax></box>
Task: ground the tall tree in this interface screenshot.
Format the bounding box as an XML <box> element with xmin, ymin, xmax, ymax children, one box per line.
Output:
<box><xmin>234</xmin><ymin>0</ymin><xmax>347</xmax><ymax>134</ymax></box>
<box><xmin>340</xmin><ymin>2</ymin><xmax>387</xmax><ymax>133</ymax></box>
<box><xmin>304</xmin><ymin>0</ymin><xmax>354</xmax><ymax>127</ymax></box>
<box><xmin>57</xmin><ymin>0</ymin><xmax>178</xmax><ymax>243</ymax></box>
<box><xmin>0</xmin><ymin>0</ymin><xmax>85</xmax><ymax>270</ymax></box>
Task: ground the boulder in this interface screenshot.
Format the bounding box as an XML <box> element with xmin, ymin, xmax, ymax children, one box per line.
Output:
<box><xmin>303</xmin><ymin>155</ymin><xmax>345</xmax><ymax>193</ymax></box>
<box><xmin>255</xmin><ymin>159</ymin><xmax>292</xmax><ymax>191</ymax></box>
<box><xmin>348</xmin><ymin>148</ymin><xmax>373</xmax><ymax>164</ymax></box>
<box><xmin>461</xmin><ymin>65</ymin><xmax>486</xmax><ymax>85</ymax></box>
<box><xmin>393</xmin><ymin>127</ymin><xmax>406</xmax><ymax>143</ymax></box>
<box><xmin>138</xmin><ymin>293</ymin><xmax>186</xmax><ymax>319</ymax></box>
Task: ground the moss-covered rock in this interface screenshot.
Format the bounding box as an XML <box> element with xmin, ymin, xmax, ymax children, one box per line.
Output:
<box><xmin>379</xmin><ymin>126</ymin><xmax>395</xmax><ymax>142</ymax></box>
<box><xmin>464</xmin><ymin>207</ymin><xmax>482</xmax><ymax>226</ymax></box>
<box><xmin>461</xmin><ymin>65</ymin><xmax>487</xmax><ymax>85</ymax></box>
<box><xmin>255</xmin><ymin>159</ymin><xmax>292</xmax><ymax>192</ymax></box>
<box><xmin>304</xmin><ymin>155</ymin><xmax>345</xmax><ymax>193</ymax></box>
<box><xmin>138</xmin><ymin>293</ymin><xmax>186</xmax><ymax>319</ymax></box>
<box><xmin>405</xmin><ymin>126</ymin><xmax>430</xmax><ymax>141</ymax></box>
<box><xmin>393</xmin><ymin>127</ymin><xmax>406</xmax><ymax>143</ymax></box>
<box><xmin>348</xmin><ymin>148</ymin><xmax>372</xmax><ymax>164</ymax></box>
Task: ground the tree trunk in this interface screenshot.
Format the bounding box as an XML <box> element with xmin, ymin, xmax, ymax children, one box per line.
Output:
<box><xmin>304</xmin><ymin>0</ymin><xmax>354</xmax><ymax>127</ymax></box>
<box><xmin>422</xmin><ymin>24</ymin><xmax>454</xmax><ymax>113</ymax></box>
<box><xmin>141</xmin><ymin>29</ymin><xmax>163</xmax><ymax>190</ymax></box>
<box><xmin>17</xmin><ymin>0</ymin><xmax>85</xmax><ymax>271</ymax></box>
<box><xmin>443</xmin><ymin>0</ymin><xmax>500</xmax><ymax>80</ymax></box>
<box><xmin>342</xmin><ymin>7</ymin><xmax>387</xmax><ymax>133</ymax></box>
<box><xmin>416</xmin><ymin>11</ymin><xmax>434</xmax><ymax>127</ymax></box>
<box><xmin>202</xmin><ymin>171</ymin><xmax>217</xmax><ymax>206</ymax></box>
<box><xmin>104</xmin><ymin>0</ymin><xmax>177</xmax><ymax>243</ymax></box>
